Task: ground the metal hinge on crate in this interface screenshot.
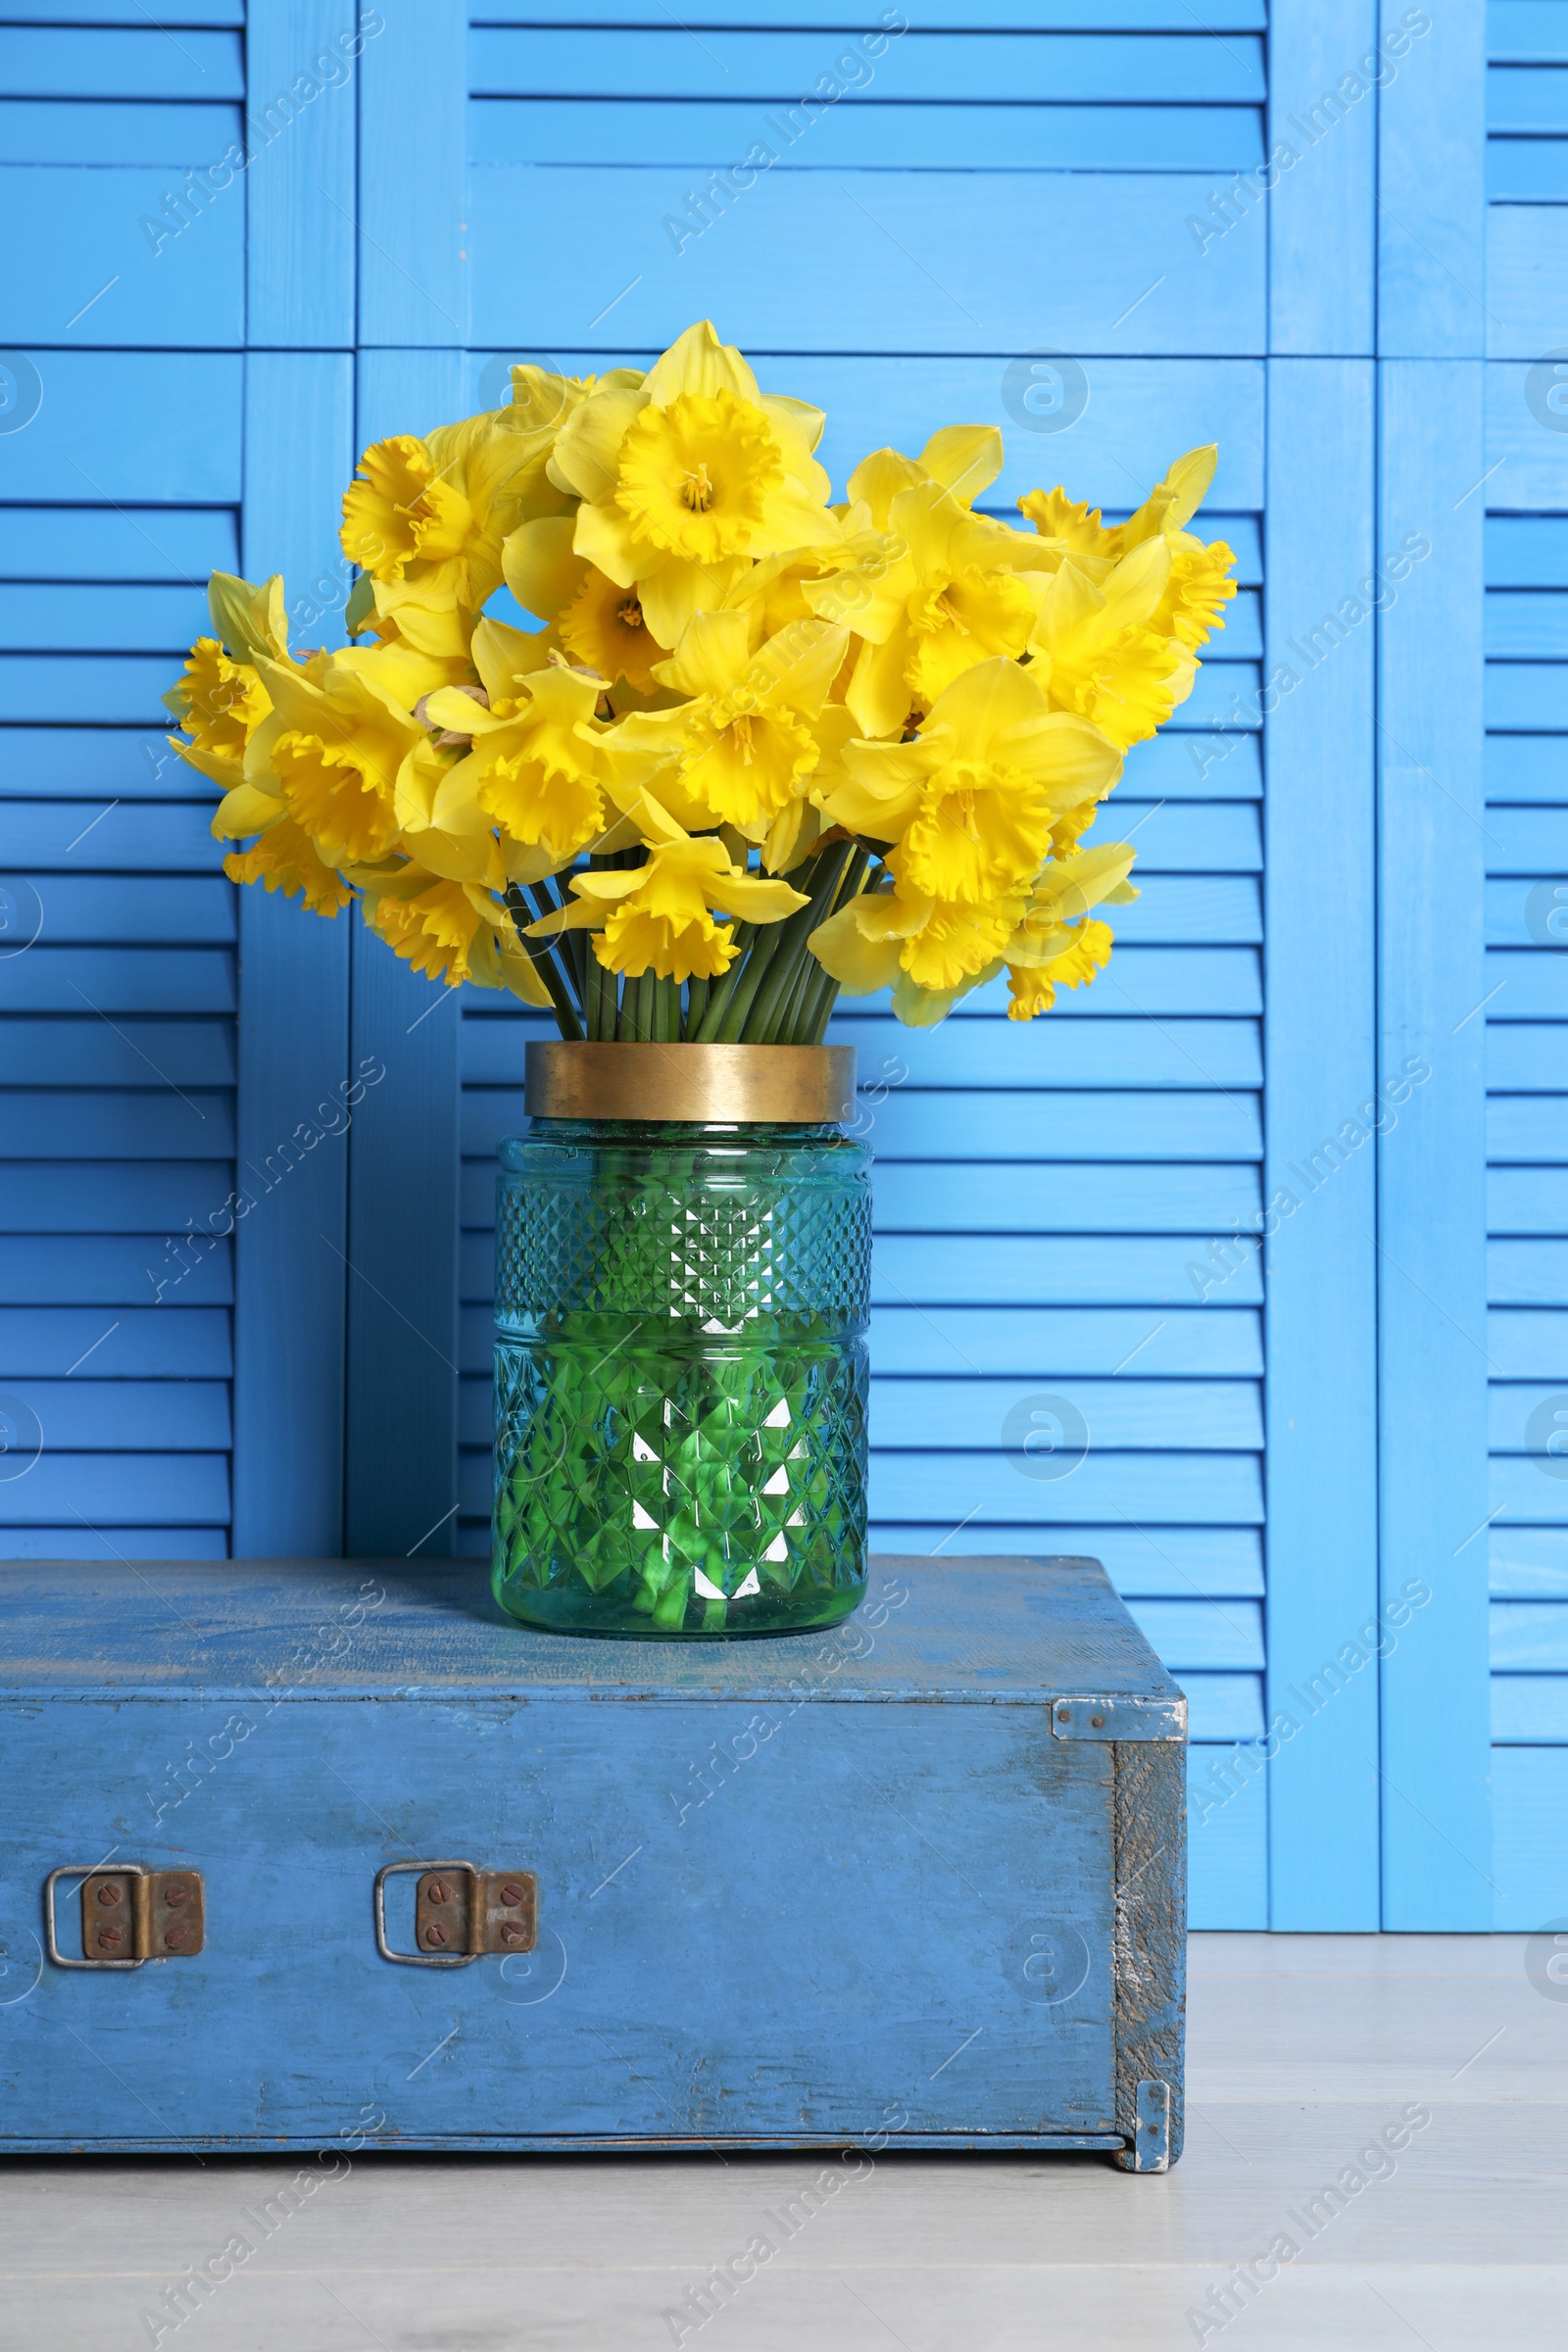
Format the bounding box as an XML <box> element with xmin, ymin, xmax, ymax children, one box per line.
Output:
<box><xmin>1050</xmin><ymin>1694</ymin><xmax>1187</xmax><ymax>1740</ymax></box>
<box><xmin>44</xmin><ymin>1865</ymin><xmax>205</xmax><ymax>1969</ymax></box>
<box><xmin>1116</xmin><ymin>2079</ymin><xmax>1173</xmax><ymax>2173</ymax></box>
<box><xmin>374</xmin><ymin>1861</ymin><xmax>538</xmax><ymax>1967</ymax></box>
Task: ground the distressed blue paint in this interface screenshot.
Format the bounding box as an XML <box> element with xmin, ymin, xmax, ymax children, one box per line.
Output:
<box><xmin>0</xmin><ymin>1556</ymin><xmax>1185</xmax><ymax>2157</ymax></box>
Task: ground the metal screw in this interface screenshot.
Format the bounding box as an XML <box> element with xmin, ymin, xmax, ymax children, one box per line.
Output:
<box><xmin>164</xmin><ymin>1885</ymin><xmax>189</xmax><ymax>1908</ymax></box>
<box><xmin>1055</xmin><ymin>1704</ymin><xmax>1069</xmax><ymax>1718</ymax></box>
<box><xmin>501</xmin><ymin>1924</ymin><xmax>528</xmax><ymax>1947</ymax></box>
<box><xmin>499</xmin><ymin>1883</ymin><xmax>527</xmax><ymax>1907</ymax></box>
<box><xmin>97</xmin><ymin>1927</ymin><xmax>124</xmax><ymax>1951</ymax></box>
<box><xmin>165</xmin><ymin>1928</ymin><xmax>190</xmax><ymax>1951</ymax></box>
<box><xmin>96</xmin><ymin>1883</ymin><xmax>122</xmax><ymax>1907</ymax></box>
<box><xmin>1091</xmin><ymin>1715</ymin><xmax>1105</xmax><ymax>1729</ymax></box>
<box><xmin>426</xmin><ymin>1880</ymin><xmax>452</xmax><ymax>1904</ymax></box>
<box><xmin>422</xmin><ymin>1923</ymin><xmax>450</xmax><ymax>1948</ymax></box>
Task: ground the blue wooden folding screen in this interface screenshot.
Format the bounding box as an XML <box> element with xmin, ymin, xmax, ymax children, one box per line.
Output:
<box><xmin>0</xmin><ymin>0</ymin><xmax>1563</xmax><ymax>1934</ymax></box>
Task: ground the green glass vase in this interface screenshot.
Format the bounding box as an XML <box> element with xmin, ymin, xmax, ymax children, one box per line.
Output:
<box><xmin>491</xmin><ymin>1118</ymin><xmax>871</xmax><ymax>1636</ymax></box>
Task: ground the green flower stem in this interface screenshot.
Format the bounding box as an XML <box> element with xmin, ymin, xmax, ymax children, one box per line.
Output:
<box><xmin>685</xmin><ymin>974</ymin><xmax>710</xmax><ymax>1037</ymax></box>
<box><xmin>691</xmin><ymin>922</ymin><xmax>758</xmax><ymax>1040</ymax></box>
<box><xmin>712</xmin><ymin>921</ymin><xmax>786</xmax><ymax>1041</ymax></box>
<box><xmin>748</xmin><ymin>846</ymin><xmax>854</xmax><ymax>1044</ymax></box>
<box><xmin>507</xmin><ymin>886</ymin><xmax>583</xmax><ymax>1041</ymax></box>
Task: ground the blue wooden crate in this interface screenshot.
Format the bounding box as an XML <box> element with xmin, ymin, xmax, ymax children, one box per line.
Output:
<box><xmin>0</xmin><ymin>1555</ymin><xmax>1186</xmax><ymax>2165</ymax></box>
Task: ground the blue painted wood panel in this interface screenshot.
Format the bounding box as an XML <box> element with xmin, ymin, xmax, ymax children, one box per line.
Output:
<box><xmin>468</xmin><ymin>169</ymin><xmax>1266</xmax><ymax>357</ymax></box>
<box><xmin>1377</xmin><ymin>355</ymin><xmax>1493</xmax><ymax>1929</ymax></box>
<box><xmin>1263</xmin><ymin>359</ymin><xmax>1380</xmax><ymax>1929</ymax></box>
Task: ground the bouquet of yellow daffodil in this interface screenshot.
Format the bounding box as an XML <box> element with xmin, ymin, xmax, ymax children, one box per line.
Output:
<box><xmin>168</xmin><ymin>321</ymin><xmax>1234</xmax><ymax>1041</ymax></box>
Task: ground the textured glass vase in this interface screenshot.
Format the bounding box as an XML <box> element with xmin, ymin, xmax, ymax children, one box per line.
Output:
<box><xmin>491</xmin><ymin>1119</ymin><xmax>870</xmax><ymax>1637</ymax></box>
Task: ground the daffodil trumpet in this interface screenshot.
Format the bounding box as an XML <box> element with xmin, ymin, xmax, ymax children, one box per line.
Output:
<box><xmin>172</xmin><ymin>320</ymin><xmax>1235</xmax><ymax>1040</ymax></box>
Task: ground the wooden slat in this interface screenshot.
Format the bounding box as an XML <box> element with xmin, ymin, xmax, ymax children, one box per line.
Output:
<box><xmin>0</xmin><ymin>98</ymin><xmax>241</xmax><ymax>166</ymax></box>
<box><xmin>0</xmin><ymin>1018</ymin><xmax>234</xmax><ymax>1086</ymax></box>
<box><xmin>1487</xmin><ymin>516</ymin><xmax>1568</xmax><ymax>589</ymax></box>
<box><xmin>0</xmin><ymin>802</ymin><xmax>224</xmax><ymax>872</ymax></box>
<box><xmin>1491</xmin><ymin>1237</ymin><xmax>1568</xmax><ymax>1301</ymax></box>
<box><xmin>467</xmin><ymin>1</ymin><xmax>1269</xmax><ymax>23</ymax></box>
<box><xmin>1486</xmin><ymin>591</ymin><xmax>1568</xmax><ymax>658</ymax></box>
<box><xmin>1376</xmin><ymin>357</ymin><xmax>1493</xmax><ymax>1927</ymax></box>
<box><xmin>0</xmin><ymin>1091</ymin><xmax>231</xmax><ymax>1158</ymax></box>
<box><xmin>1491</xmin><ymin>1305</ymin><xmax>1568</xmax><ymax>1372</ymax></box>
<box><xmin>1490</xmin><ymin>1165</ymin><xmax>1568</xmax><ymax>1228</ymax></box>
<box><xmin>871</xmin><ymin>1235</ymin><xmax>1263</xmax><ymax>1307</ymax></box>
<box><xmin>230</xmin><ymin>346</ymin><xmax>355</xmax><ymax>1559</ymax></box>
<box><xmin>1486</xmin><ymin>663</ymin><xmax>1568</xmax><ymax>730</ymax></box>
<box><xmin>0</xmin><ymin>1234</ymin><xmax>230</xmax><ymax>1306</ymax></box>
<box><xmin>0</xmin><ymin>1379</ymin><xmax>231</xmax><ymax>1448</ymax></box>
<box><xmin>0</xmin><ymin>509</ymin><xmax>235</xmax><ymax>583</ymax></box>
<box><xmin>0</xmin><ymin>1161</ymin><xmax>231</xmax><ymax>1232</ymax></box>
<box><xmin>1486</xmin><ymin>739</ymin><xmax>1568</xmax><ymax>805</ymax></box>
<box><xmin>1491</xmin><ymin>1524</ymin><xmax>1568</xmax><ymax>1593</ymax></box>
<box><xmin>0</xmin><ymin>354</ymin><xmax>241</xmax><ymax>506</ymax></box>
<box><xmin>469</xmin><ymin>97</ymin><xmax>1266</xmax><ymax>172</ymax></box>
<box><xmin>0</xmin><ymin>1453</ymin><xmax>229</xmax><ymax>1525</ymax></box>
<box><xmin>0</xmin><ymin>26</ymin><xmax>243</xmax><ymax>98</ymax></box>
<box><xmin>1262</xmin><ymin>353</ymin><xmax>1380</xmax><ymax>1928</ymax></box>
<box><xmin>1490</xmin><ymin>2</ymin><xmax>1568</xmax><ymax>64</ymax></box>
<box><xmin>1488</xmin><ymin>1024</ymin><xmax>1568</xmax><ymax>1088</ymax></box>
<box><xmin>1492</xmin><ymin>1677</ymin><xmax>1568</xmax><ymax>1742</ymax></box>
<box><xmin>470</xmin><ymin>28</ymin><xmax>1265</xmax><ymax>101</ymax></box>
<box><xmin>1490</xmin><ymin>1096</ymin><xmax>1568</xmax><ymax>1157</ymax></box>
<box><xmin>0</xmin><ymin>1305</ymin><xmax>230</xmax><ymax>1376</ymax></box>
<box><xmin>467</xmin><ymin>169</ymin><xmax>1266</xmax><ymax>357</ymax></box>
<box><xmin>0</xmin><ymin>585</ymin><xmax>211</xmax><ymax>655</ymax></box>
<box><xmin>0</xmin><ymin>164</ymin><xmax>243</xmax><ymax>348</ymax></box>
<box><xmin>0</xmin><ymin>949</ymin><xmax>234</xmax><ymax>1015</ymax></box>
<box><xmin>869</xmin><ymin>1377</ymin><xmax>1263</xmax><ymax>1450</ymax></box>
<box><xmin>1486</xmin><ymin>361</ymin><xmax>1568</xmax><ymax>511</ymax></box>
<box><xmin>0</xmin><ymin>655</ymin><xmax>210</xmax><ymax>726</ymax></box>
<box><xmin>1488</xmin><ymin>207</ymin><xmax>1568</xmax><ymax>360</ymax></box>
<box><xmin>1489</xmin><ymin>63</ymin><xmax>1568</xmax><ymax>128</ymax></box>
<box><xmin>0</xmin><ymin>732</ymin><xmax>220</xmax><ymax>804</ymax></box>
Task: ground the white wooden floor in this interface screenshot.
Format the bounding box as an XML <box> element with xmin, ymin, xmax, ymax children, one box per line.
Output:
<box><xmin>3</xmin><ymin>1936</ymin><xmax>1564</xmax><ymax>2350</ymax></box>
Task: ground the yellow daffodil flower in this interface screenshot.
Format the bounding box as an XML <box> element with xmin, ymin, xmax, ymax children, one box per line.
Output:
<box><xmin>341</xmin><ymin>378</ymin><xmax>602</xmax><ymax>613</ymax></box>
<box><xmin>814</xmin><ymin>659</ymin><xmax>1122</xmax><ymax>891</ymax></box>
<box><xmin>419</xmin><ymin>617</ymin><xmax>621</xmax><ymax>867</ymax></box>
<box><xmin>1005</xmin><ymin>917</ymin><xmax>1114</xmax><ymax>1020</ymax></box>
<box><xmin>547</xmin><ymin>321</ymin><xmax>840</xmax><ymax>651</ymax></box>
<box><xmin>350</xmin><ymin>861</ymin><xmax>550</xmax><ymax>1000</ymax></box>
<box><xmin>804</xmin><ymin>482</ymin><xmax>1049</xmax><ymax>736</ymax></box>
<box><xmin>601</xmin><ymin>612</ymin><xmax>852</xmax><ymax>865</ymax></box>
<box><xmin>1026</xmin><ymin>538</ymin><xmax>1199</xmax><ymax>753</ymax></box>
<box><xmin>220</xmin><ymin>649</ymin><xmax>429</xmax><ymax>869</ymax></box>
<box><xmin>528</xmin><ymin>796</ymin><xmax>808</xmax><ymax>982</ymax></box>
<box><xmin>221</xmin><ymin>815</ymin><xmax>351</xmax><ymax>916</ymax></box>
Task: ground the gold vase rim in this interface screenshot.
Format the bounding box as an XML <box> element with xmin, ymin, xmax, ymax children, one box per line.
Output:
<box><xmin>524</xmin><ymin>1041</ymin><xmax>858</xmax><ymax>1125</ymax></box>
